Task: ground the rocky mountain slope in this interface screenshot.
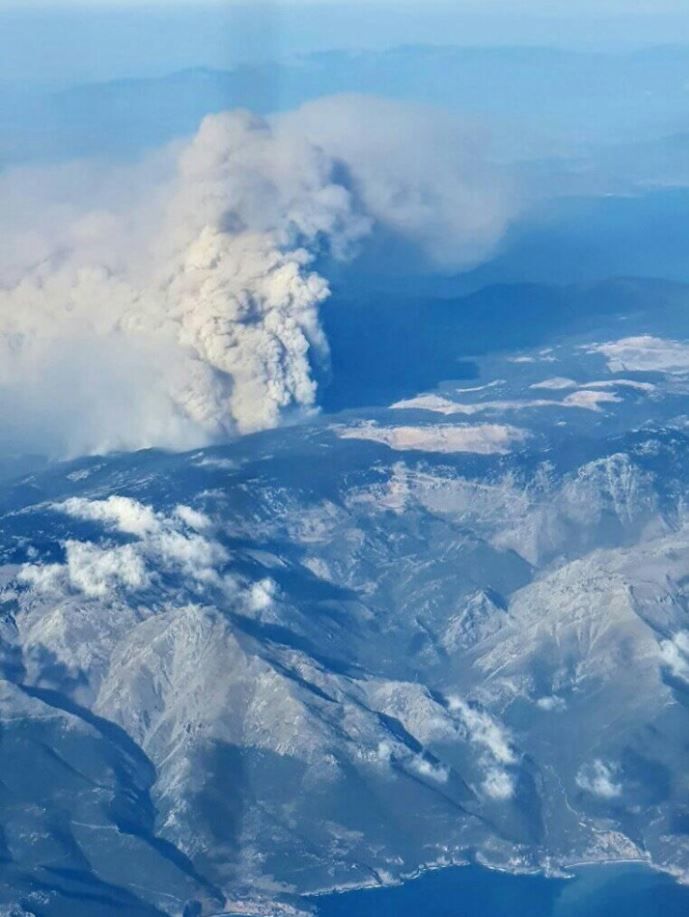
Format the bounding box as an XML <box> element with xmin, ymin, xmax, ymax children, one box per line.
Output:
<box><xmin>2</xmin><ymin>334</ymin><xmax>689</xmax><ymax>914</ymax></box>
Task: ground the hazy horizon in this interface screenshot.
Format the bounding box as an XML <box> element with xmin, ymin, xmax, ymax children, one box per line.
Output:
<box><xmin>5</xmin><ymin>2</ymin><xmax>689</xmax><ymax>88</ymax></box>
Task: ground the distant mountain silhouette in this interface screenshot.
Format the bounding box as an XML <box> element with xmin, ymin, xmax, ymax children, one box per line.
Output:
<box><xmin>4</xmin><ymin>44</ymin><xmax>689</xmax><ymax>165</ymax></box>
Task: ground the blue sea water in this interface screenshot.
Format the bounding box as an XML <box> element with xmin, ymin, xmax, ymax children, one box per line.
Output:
<box><xmin>315</xmin><ymin>864</ymin><xmax>689</xmax><ymax>916</ymax></box>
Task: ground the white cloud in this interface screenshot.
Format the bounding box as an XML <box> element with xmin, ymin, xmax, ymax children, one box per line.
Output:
<box><xmin>247</xmin><ymin>577</ymin><xmax>278</xmax><ymax>613</ymax></box>
<box><xmin>374</xmin><ymin>741</ymin><xmax>393</xmax><ymax>765</ymax></box>
<box><xmin>660</xmin><ymin>631</ymin><xmax>689</xmax><ymax>682</ymax></box>
<box><xmin>63</xmin><ymin>541</ymin><xmax>150</xmax><ymax>598</ymax></box>
<box><xmin>450</xmin><ymin>697</ymin><xmax>516</xmax><ymax>766</ymax></box>
<box><xmin>530</xmin><ymin>377</ymin><xmax>578</xmax><ymax>391</ymax></box>
<box><xmin>576</xmin><ymin>759</ymin><xmax>622</xmax><ymax>799</ymax></box>
<box><xmin>19</xmin><ymin>540</ymin><xmax>150</xmax><ymax>598</ymax></box>
<box><xmin>449</xmin><ymin>696</ymin><xmax>517</xmax><ymax>801</ymax></box>
<box><xmin>536</xmin><ymin>695</ymin><xmax>567</xmax><ymax>712</ymax></box>
<box><xmin>335</xmin><ymin>422</ymin><xmax>527</xmax><ymax>454</ymax></box>
<box><xmin>21</xmin><ymin>495</ymin><xmax>229</xmax><ymax>599</ymax></box>
<box><xmin>17</xmin><ymin>562</ymin><xmax>64</xmax><ymax>594</ymax></box>
<box><xmin>482</xmin><ymin>767</ymin><xmax>516</xmax><ymax>800</ymax></box>
<box><xmin>410</xmin><ymin>757</ymin><xmax>450</xmax><ymax>784</ymax></box>
<box><xmin>58</xmin><ymin>495</ymin><xmax>160</xmax><ymax>537</ymax></box>
<box><xmin>173</xmin><ymin>505</ymin><xmax>212</xmax><ymax>531</ymax></box>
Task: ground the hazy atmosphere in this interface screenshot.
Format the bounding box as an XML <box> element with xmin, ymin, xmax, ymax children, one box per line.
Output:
<box><xmin>4</xmin><ymin>1</ymin><xmax>689</xmax><ymax>85</ymax></box>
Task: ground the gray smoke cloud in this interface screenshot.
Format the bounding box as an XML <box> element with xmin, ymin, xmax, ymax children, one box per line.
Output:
<box><xmin>0</xmin><ymin>95</ymin><xmax>515</xmax><ymax>456</ymax></box>
<box><xmin>283</xmin><ymin>95</ymin><xmax>514</xmax><ymax>270</ymax></box>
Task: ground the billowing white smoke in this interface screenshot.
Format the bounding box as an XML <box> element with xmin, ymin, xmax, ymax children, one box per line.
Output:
<box><xmin>0</xmin><ymin>96</ymin><xmax>513</xmax><ymax>456</ymax></box>
<box><xmin>284</xmin><ymin>95</ymin><xmax>514</xmax><ymax>270</ymax></box>
<box><xmin>0</xmin><ymin>109</ymin><xmax>366</xmax><ymax>453</ymax></box>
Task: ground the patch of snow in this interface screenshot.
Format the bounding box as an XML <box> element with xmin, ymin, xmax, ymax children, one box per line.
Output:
<box><xmin>530</xmin><ymin>377</ymin><xmax>578</xmax><ymax>391</ymax></box>
<box><xmin>335</xmin><ymin>422</ymin><xmax>528</xmax><ymax>454</ymax></box>
<box><xmin>588</xmin><ymin>335</ymin><xmax>689</xmax><ymax>374</ymax></box>
<box><xmin>562</xmin><ymin>389</ymin><xmax>620</xmax><ymax>411</ymax></box>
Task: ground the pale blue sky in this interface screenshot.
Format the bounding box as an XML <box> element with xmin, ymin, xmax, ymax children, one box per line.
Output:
<box><xmin>2</xmin><ymin>2</ymin><xmax>689</xmax><ymax>88</ymax></box>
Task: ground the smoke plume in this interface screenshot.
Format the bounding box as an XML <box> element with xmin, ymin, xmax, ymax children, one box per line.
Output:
<box><xmin>0</xmin><ymin>95</ymin><xmax>514</xmax><ymax>456</ymax></box>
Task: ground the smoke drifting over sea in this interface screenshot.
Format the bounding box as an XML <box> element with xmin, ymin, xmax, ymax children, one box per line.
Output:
<box><xmin>0</xmin><ymin>96</ymin><xmax>514</xmax><ymax>456</ymax></box>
